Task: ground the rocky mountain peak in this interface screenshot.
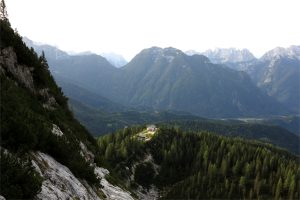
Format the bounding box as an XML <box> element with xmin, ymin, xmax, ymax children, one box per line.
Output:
<box><xmin>261</xmin><ymin>45</ymin><xmax>300</xmax><ymax>61</ymax></box>
<box><xmin>141</xmin><ymin>46</ymin><xmax>184</xmax><ymax>57</ymax></box>
<box><xmin>23</xmin><ymin>37</ymin><xmax>69</xmax><ymax>60</ymax></box>
<box><xmin>202</xmin><ymin>48</ymin><xmax>256</xmax><ymax>63</ymax></box>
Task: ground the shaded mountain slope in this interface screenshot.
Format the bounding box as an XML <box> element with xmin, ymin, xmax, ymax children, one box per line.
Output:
<box><xmin>25</xmin><ymin>41</ymin><xmax>289</xmax><ymax>118</ymax></box>
<box><xmin>55</xmin><ymin>75</ymin><xmax>125</xmax><ymax>113</ymax></box>
<box><xmin>113</xmin><ymin>47</ymin><xmax>286</xmax><ymax>117</ymax></box>
<box><xmin>256</xmin><ymin>57</ymin><xmax>300</xmax><ymax>112</ymax></box>
<box><xmin>203</xmin><ymin>46</ymin><xmax>300</xmax><ymax>113</ymax></box>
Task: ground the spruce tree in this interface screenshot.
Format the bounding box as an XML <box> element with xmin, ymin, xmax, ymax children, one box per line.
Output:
<box><xmin>0</xmin><ymin>0</ymin><xmax>8</xmax><ymax>22</ymax></box>
<box><xmin>275</xmin><ymin>177</ymin><xmax>282</xmax><ymax>199</ymax></box>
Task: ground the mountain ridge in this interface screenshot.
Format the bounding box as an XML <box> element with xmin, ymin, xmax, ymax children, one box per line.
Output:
<box><xmin>23</xmin><ymin>40</ymin><xmax>290</xmax><ymax>117</ymax></box>
<box><xmin>113</xmin><ymin>47</ymin><xmax>286</xmax><ymax>117</ymax></box>
<box><xmin>186</xmin><ymin>46</ymin><xmax>300</xmax><ymax>113</ymax></box>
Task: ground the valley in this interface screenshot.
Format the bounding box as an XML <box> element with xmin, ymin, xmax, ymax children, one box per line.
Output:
<box><xmin>21</xmin><ymin>39</ymin><xmax>300</xmax><ymax>154</ymax></box>
<box><xmin>1</xmin><ymin>1</ymin><xmax>300</xmax><ymax>199</ymax></box>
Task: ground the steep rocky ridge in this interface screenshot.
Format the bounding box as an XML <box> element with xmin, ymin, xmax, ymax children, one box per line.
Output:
<box><xmin>0</xmin><ymin>19</ymin><xmax>134</xmax><ymax>199</ymax></box>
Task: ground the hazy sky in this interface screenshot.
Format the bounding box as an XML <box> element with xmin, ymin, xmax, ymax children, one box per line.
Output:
<box><xmin>6</xmin><ymin>0</ymin><xmax>300</xmax><ymax>61</ymax></box>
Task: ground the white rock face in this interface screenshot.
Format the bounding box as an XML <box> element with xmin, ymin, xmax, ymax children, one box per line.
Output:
<box><xmin>261</xmin><ymin>58</ymin><xmax>277</xmax><ymax>84</ymax></box>
<box><xmin>79</xmin><ymin>141</ymin><xmax>95</xmax><ymax>163</ymax></box>
<box><xmin>129</xmin><ymin>153</ymin><xmax>160</xmax><ymax>200</ymax></box>
<box><xmin>39</xmin><ymin>88</ymin><xmax>58</xmax><ymax>110</ymax></box>
<box><xmin>51</xmin><ymin>124</ymin><xmax>64</xmax><ymax>136</ymax></box>
<box><xmin>202</xmin><ymin>48</ymin><xmax>256</xmax><ymax>63</ymax></box>
<box><xmin>94</xmin><ymin>167</ymin><xmax>135</xmax><ymax>200</ymax></box>
<box><xmin>135</xmin><ymin>185</ymin><xmax>159</xmax><ymax>200</ymax></box>
<box><xmin>33</xmin><ymin>152</ymin><xmax>101</xmax><ymax>200</ymax></box>
<box><xmin>32</xmin><ymin>152</ymin><xmax>135</xmax><ymax>200</ymax></box>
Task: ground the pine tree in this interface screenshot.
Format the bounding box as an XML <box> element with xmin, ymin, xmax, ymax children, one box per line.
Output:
<box><xmin>208</xmin><ymin>162</ymin><xmax>217</xmax><ymax>180</ymax></box>
<box><xmin>0</xmin><ymin>0</ymin><xmax>8</xmax><ymax>22</ymax></box>
<box><xmin>249</xmin><ymin>189</ymin><xmax>253</xmax><ymax>199</ymax></box>
<box><xmin>244</xmin><ymin>162</ymin><xmax>252</xmax><ymax>178</ymax></box>
<box><xmin>275</xmin><ymin>177</ymin><xmax>282</xmax><ymax>199</ymax></box>
<box><xmin>288</xmin><ymin>175</ymin><xmax>295</xmax><ymax>199</ymax></box>
<box><xmin>254</xmin><ymin>173</ymin><xmax>261</xmax><ymax>197</ymax></box>
<box><xmin>105</xmin><ymin>143</ymin><xmax>114</xmax><ymax>160</ymax></box>
<box><xmin>221</xmin><ymin>159</ymin><xmax>228</xmax><ymax>177</ymax></box>
<box><xmin>39</xmin><ymin>51</ymin><xmax>49</xmax><ymax>68</ymax></box>
<box><xmin>239</xmin><ymin>176</ymin><xmax>246</xmax><ymax>197</ymax></box>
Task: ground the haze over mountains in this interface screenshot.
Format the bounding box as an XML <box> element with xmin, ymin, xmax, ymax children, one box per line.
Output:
<box><xmin>2</xmin><ymin>0</ymin><xmax>300</xmax><ymax>199</ymax></box>
<box><xmin>1</xmin><ymin>16</ymin><xmax>300</xmax><ymax>200</ymax></box>
<box><xmin>186</xmin><ymin>48</ymin><xmax>256</xmax><ymax>63</ymax></box>
<box><xmin>110</xmin><ymin>47</ymin><xmax>285</xmax><ymax>117</ymax></box>
<box><xmin>24</xmin><ymin>38</ymin><xmax>299</xmax><ymax>119</ymax></box>
<box><xmin>100</xmin><ymin>52</ymin><xmax>128</xmax><ymax>68</ymax></box>
<box><xmin>187</xmin><ymin>46</ymin><xmax>300</xmax><ymax>113</ymax></box>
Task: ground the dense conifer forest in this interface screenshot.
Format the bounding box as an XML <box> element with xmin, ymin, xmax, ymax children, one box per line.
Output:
<box><xmin>97</xmin><ymin>126</ymin><xmax>300</xmax><ymax>199</ymax></box>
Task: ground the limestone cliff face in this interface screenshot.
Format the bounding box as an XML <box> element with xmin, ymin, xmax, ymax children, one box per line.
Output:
<box><xmin>0</xmin><ymin>47</ymin><xmax>58</xmax><ymax>109</ymax></box>
<box><xmin>32</xmin><ymin>152</ymin><xmax>102</xmax><ymax>200</ymax></box>
<box><xmin>0</xmin><ymin>47</ymin><xmax>35</xmax><ymax>92</ymax></box>
<box><xmin>32</xmin><ymin>147</ymin><xmax>135</xmax><ymax>200</ymax></box>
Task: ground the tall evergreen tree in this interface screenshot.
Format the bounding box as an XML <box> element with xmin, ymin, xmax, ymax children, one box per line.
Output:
<box><xmin>275</xmin><ymin>177</ymin><xmax>283</xmax><ymax>199</ymax></box>
<box><xmin>0</xmin><ymin>0</ymin><xmax>8</xmax><ymax>22</ymax></box>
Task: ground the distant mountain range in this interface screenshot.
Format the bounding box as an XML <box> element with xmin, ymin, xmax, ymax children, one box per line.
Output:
<box><xmin>186</xmin><ymin>46</ymin><xmax>300</xmax><ymax>113</ymax></box>
<box><xmin>3</xmin><ymin>16</ymin><xmax>299</xmax><ymax>200</ymax></box>
<box><xmin>109</xmin><ymin>47</ymin><xmax>285</xmax><ymax>117</ymax></box>
<box><xmin>23</xmin><ymin>37</ymin><xmax>127</xmax><ymax>68</ymax></box>
<box><xmin>24</xmin><ymin>38</ymin><xmax>299</xmax><ymax>118</ymax></box>
<box><xmin>23</xmin><ymin>37</ymin><xmax>69</xmax><ymax>59</ymax></box>
<box><xmin>100</xmin><ymin>52</ymin><xmax>128</xmax><ymax>68</ymax></box>
<box><xmin>186</xmin><ymin>48</ymin><xmax>256</xmax><ymax>63</ymax></box>
<box><xmin>261</xmin><ymin>46</ymin><xmax>300</xmax><ymax>61</ymax></box>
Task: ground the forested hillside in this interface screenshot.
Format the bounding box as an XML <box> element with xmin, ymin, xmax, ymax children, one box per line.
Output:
<box><xmin>68</xmin><ymin>97</ymin><xmax>200</xmax><ymax>135</ymax></box>
<box><xmin>159</xmin><ymin>120</ymin><xmax>300</xmax><ymax>155</ymax></box>
<box><xmin>0</xmin><ymin>16</ymin><xmax>100</xmax><ymax>199</ymax></box>
<box><xmin>97</xmin><ymin>126</ymin><xmax>300</xmax><ymax>199</ymax></box>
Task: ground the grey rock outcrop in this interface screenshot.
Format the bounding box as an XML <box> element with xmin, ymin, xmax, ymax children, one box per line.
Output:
<box><xmin>0</xmin><ymin>47</ymin><xmax>35</xmax><ymax>92</ymax></box>
<box><xmin>0</xmin><ymin>47</ymin><xmax>58</xmax><ymax>110</ymax></box>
